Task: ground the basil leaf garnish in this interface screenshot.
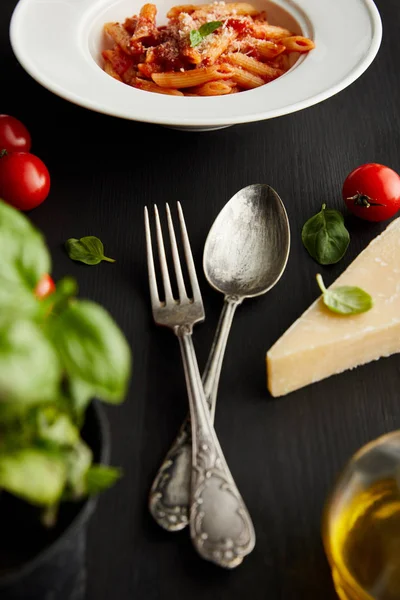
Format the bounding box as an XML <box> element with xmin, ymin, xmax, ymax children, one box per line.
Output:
<box><xmin>302</xmin><ymin>204</ymin><xmax>350</xmax><ymax>265</ymax></box>
<box><xmin>65</xmin><ymin>236</ymin><xmax>115</xmax><ymax>265</ymax></box>
<box><xmin>190</xmin><ymin>21</ymin><xmax>222</xmax><ymax>47</ymax></box>
<box><xmin>316</xmin><ymin>274</ymin><xmax>373</xmax><ymax>315</ymax></box>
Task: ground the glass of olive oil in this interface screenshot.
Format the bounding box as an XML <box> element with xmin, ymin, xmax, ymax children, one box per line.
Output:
<box><xmin>323</xmin><ymin>431</ymin><xmax>400</xmax><ymax>600</ymax></box>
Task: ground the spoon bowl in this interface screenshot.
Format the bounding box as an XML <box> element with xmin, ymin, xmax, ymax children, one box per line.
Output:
<box><xmin>203</xmin><ymin>184</ymin><xmax>290</xmax><ymax>298</ymax></box>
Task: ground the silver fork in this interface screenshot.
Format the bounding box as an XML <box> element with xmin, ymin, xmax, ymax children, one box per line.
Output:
<box><xmin>144</xmin><ymin>203</ymin><xmax>255</xmax><ymax>569</ymax></box>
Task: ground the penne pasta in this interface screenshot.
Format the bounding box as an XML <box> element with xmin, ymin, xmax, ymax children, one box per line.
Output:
<box><xmin>139</xmin><ymin>3</ymin><xmax>157</xmax><ymax>20</ymax></box>
<box><xmin>167</xmin><ymin>4</ymin><xmax>198</xmax><ymax>18</ymax></box>
<box><xmin>201</xmin><ymin>30</ymin><xmax>237</xmax><ymax>65</ymax></box>
<box><xmin>138</xmin><ymin>62</ymin><xmax>161</xmax><ymax>78</ymax></box>
<box><xmin>281</xmin><ymin>35</ymin><xmax>316</xmax><ymax>53</ymax></box>
<box><xmin>104</xmin><ymin>22</ymin><xmax>133</xmax><ymax>55</ymax></box>
<box><xmin>135</xmin><ymin>79</ymin><xmax>184</xmax><ymax>95</ymax></box>
<box><xmin>123</xmin><ymin>16</ymin><xmax>138</xmax><ymax>34</ymax></box>
<box><xmin>131</xmin><ymin>3</ymin><xmax>158</xmax><ymax>43</ymax></box>
<box><xmin>252</xmin><ymin>24</ymin><xmax>293</xmax><ymax>40</ymax></box>
<box><xmin>181</xmin><ymin>46</ymin><xmax>203</xmax><ymax>65</ymax></box>
<box><xmin>270</xmin><ymin>53</ymin><xmax>290</xmax><ymax>71</ymax></box>
<box><xmin>230</xmin><ymin>66</ymin><xmax>265</xmax><ymax>89</ymax></box>
<box><xmin>226</xmin><ymin>52</ymin><xmax>283</xmax><ymax>79</ymax></box>
<box><xmin>256</xmin><ymin>39</ymin><xmax>285</xmax><ymax>60</ymax></box>
<box><xmin>191</xmin><ymin>80</ymin><xmax>234</xmax><ymax>95</ymax></box>
<box><xmin>220</xmin><ymin>2</ymin><xmax>265</xmax><ymax>18</ymax></box>
<box><xmin>102</xmin><ymin>2</ymin><xmax>315</xmax><ymax>96</ymax></box>
<box><xmin>102</xmin><ymin>47</ymin><xmax>137</xmax><ymax>82</ymax></box>
<box><xmin>104</xmin><ymin>60</ymin><xmax>122</xmax><ymax>82</ymax></box>
<box><xmin>152</xmin><ymin>64</ymin><xmax>233</xmax><ymax>88</ymax></box>
<box><xmin>167</xmin><ymin>2</ymin><xmax>260</xmax><ymax>18</ymax></box>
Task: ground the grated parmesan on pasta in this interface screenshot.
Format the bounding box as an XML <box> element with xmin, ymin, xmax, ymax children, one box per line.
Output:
<box><xmin>102</xmin><ymin>2</ymin><xmax>315</xmax><ymax>96</ymax></box>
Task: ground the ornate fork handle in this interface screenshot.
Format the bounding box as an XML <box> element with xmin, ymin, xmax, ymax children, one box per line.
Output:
<box><xmin>176</xmin><ymin>326</ymin><xmax>255</xmax><ymax>569</ymax></box>
<box><xmin>149</xmin><ymin>297</ymin><xmax>242</xmax><ymax>532</ymax></box>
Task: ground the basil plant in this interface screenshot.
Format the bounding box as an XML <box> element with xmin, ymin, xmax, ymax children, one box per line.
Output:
<box><xmin>0</xmin><ymin>200</ymin><xmax>131</xmax><ymax>525</ymax></box>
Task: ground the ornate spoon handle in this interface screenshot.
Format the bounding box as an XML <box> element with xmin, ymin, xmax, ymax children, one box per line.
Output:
<box><xmin>178</xmin><ymin>328</ymin><xmax>255</xmax><ymax>568</ymax></box>
<box><xmin>149</xmin><ymin>297</ymin><xmax>242</xmax><ymax>532</ymax></box>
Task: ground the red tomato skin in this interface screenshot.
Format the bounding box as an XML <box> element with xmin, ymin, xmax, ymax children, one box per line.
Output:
<box><xmin>0</xmin><ymin>152</ymin><xmax>50</xmax><ymax>211</ymax></box>
<box><xmin>34</xmin><ymin>274</ymin><xmax>56</xmax><ymax>298</ymax></box>
<box><xmin>0</xmin><ymin>115</ymin><xmax>31</xmax><ymax>153</ymax></box>
<box><xmin>342</xmin><ymin>163</ymin><xmax>400</xmax><ymax>222</ymax></box>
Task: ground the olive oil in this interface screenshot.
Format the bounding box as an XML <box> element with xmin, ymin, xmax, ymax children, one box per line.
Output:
<box><xmin>326</xmin><ymin>478</ymin><xmax>400</xmax><ymax>600</ymax></box>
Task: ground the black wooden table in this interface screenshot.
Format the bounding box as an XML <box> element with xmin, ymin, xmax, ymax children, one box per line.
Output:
<box><xmin>2</xmin><ymin>1</ymin><xmax>400</xmax><ymax>598</ymax></box>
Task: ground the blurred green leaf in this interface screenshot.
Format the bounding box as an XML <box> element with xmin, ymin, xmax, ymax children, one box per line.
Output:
<box><xmin>0</xmin><ymin>200</ymin><xmax>129</xmax><ymax>514</ymax></box>
<box><xmin>68</xmin><ymin>378</ymin><xmax>93</xmax><ymax>422</ymax></box>
<box><xmin>65</xmin><ymin>440</ymin><xmax>93</xmax><ymax>499</ymax></box>
<box><xmin>0</xmin><ymin>320</ymin><xmax>61</xmax><ymax>405</ymax></box>
<box><xmin>86</xmin><ymin>465</ymin><xmax>122</xmax><ymax>495</ymax></box>
<box><xmin>0</xmin><ymin>448</ymin><xmax>66</xmax><ymax>505</ymax></box>
<box><xmin>0</xmin><ymin>276</ymin><xmax>40</xmax><ymax>320</ymax></box>
<box><xmin>40</xmin><ymin>276</ymin><xmax>78</xmax><ymax>322</ymax></box>
<box><xmin>0</xmin><ymin>199</ymin><xmax>37</xmax><ymax>235</ymax></box>
<box><xmin>52</xmin><ymin>301</ymin><xmax>131</xmax><ymax>404</ymax></box>
<box><xmin>0</xmin><ymin>202</ymin><xmax>51</xmax><ymax>289</ymax></box>
<box><xmin>37</xmin><ymin>408</ymin><xmax>79</xmax><ymax>447</ymax></box>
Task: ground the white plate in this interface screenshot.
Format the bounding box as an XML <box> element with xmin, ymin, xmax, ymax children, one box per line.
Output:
<box><xmin>10</xmin><ymin>0</ymin><xmax>382</xmax><ymax>131</ymax></box>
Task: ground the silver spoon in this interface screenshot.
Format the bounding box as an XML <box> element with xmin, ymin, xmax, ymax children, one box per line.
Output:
<box><xmin>149</xmin><ymin>184</ymin><xmax>291</xmax><ymax>540</ymax></box>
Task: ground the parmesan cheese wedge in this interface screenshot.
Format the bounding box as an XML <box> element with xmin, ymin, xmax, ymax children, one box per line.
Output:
<box><xmin>267</xmin><ymin>217</ymin><xmax>400</xmax><ymax>397</ymax></box>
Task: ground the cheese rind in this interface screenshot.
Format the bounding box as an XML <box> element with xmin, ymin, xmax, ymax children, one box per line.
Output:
<box><xmin>267</xmin><ymin>217</ymin><xmax>400</xmax><ymax>397</ymax></box>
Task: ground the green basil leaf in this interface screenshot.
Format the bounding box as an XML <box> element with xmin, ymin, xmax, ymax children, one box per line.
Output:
<box><xmin>65</xmin><ymin>236</ymin><xmax>115</xmax><ymax>265</ymax></box>
<box><xmin>189</xmin><ymin>29</ymin><xmax>203</xmax><ymax>46</ymax></box>
<box><xmin>37</xmin><ymin>408</ymin><xmax>79</xmax><ymax>447</ymax></box>
<box><xmin>190</xmin><ymin>20</ymin><xmax>222</xmax><ymax>46</ymax></box>
<box><xmin>0</xmin><ymin>199</ymin><xmax>37</xmax><ymax>235</ymax></box>
<box><xmin>0</xmin><ymin>403</ymin><xmax>33</xmax><ymax>427</ymax></box>
<box><xmin>316</xmin><ymin>274</ymin><xmax>373</xmax><ymax>315</ymax></box>
<box><xmin>52</xmin><ymin>300</ymin><xmax>131</xmax><ymax>404</ymax></box>
<box><xmin>0</xmin><ymin>406</ymin><xmax>37</xmax><ymax>449</ymax></box>
<box><xmin>0</xmin><ymin>200</ymin><xmax>51</xmax><ymax>288</ymax></box>
<box><xmin>0</xmin><ymin>320</ymin><xmax>61</xmax><ymax>405</ymax></box>
<box><xmin>67</xmin><ymin>378</ymin><xmax>94</xmax><ymax>422</ymax></box>
<box><xmin>86</xmin><ymin>465</ymin><xmax>122</xmax><ymax>495</ymax></box>
<box><xmin>0</xmin><ymin>275</ymin><xmax>40</xmax><ymax>319</ymax></box>
<box><xmin>0</xmin><ymin>448</ymin><xmax>66</xmax><ymax>506</ymax></box>
<box><xmin>302</xmin><ymin>204</ymin><xmax>350</xmax><ymax>265</ymax></box>
<box><xmin>0</xmin><ymin>229</ymin><xmax>51</xmax><ymax>289</ymax></box>
<box><xmin>64</xmin><ymin>440</ymin><xmax>93</xmax><ymax>499</ymax></box>
<box><xmin>40</xmin><ymin>276</ymin><xmax>77</xmax><ymax>321</ymax></box>
<box><xmin>199</xmin><ymin>20</ymin><xmax>223</xmax><ymax>36</ymax></box>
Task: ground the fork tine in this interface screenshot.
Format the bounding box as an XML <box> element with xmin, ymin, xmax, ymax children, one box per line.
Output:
<box><xmin>144</xmin><ymin>206</ymin><xmax>160</xmax><ymax>307</ymax></box>
<box><xmin>177</xmin><ymin>201</ymin><xmax>202</xmax><ymax>301</ymax></box>
<box><xmin>154</xmin><ymin>204</ymin><xmax>174</xmax><ymax>303</ymax></box>
<box><xmin>166</xmin><ymin>203</ymin><xmax>187</xmax><ymax>302</ymax></box>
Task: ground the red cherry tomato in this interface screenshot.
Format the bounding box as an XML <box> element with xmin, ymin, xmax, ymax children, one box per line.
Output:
<box><xmin>342</xmin><ymin>163</ymin><xmax>400</xmax><ymax>222</ymax></box>
<box><xmin>0</xmin><ymin>151</ymin><xmax>50</xmax><ymax>211</ymax></box>
<box><xmin>0</xmin><ymin>115</ymin><xmax>31</xmax><ymax>153</ymax></box>
<box><xmin>34</xmin><ymin>274</ymin><xmax>56</xmax><ymax>299</ymax></box>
